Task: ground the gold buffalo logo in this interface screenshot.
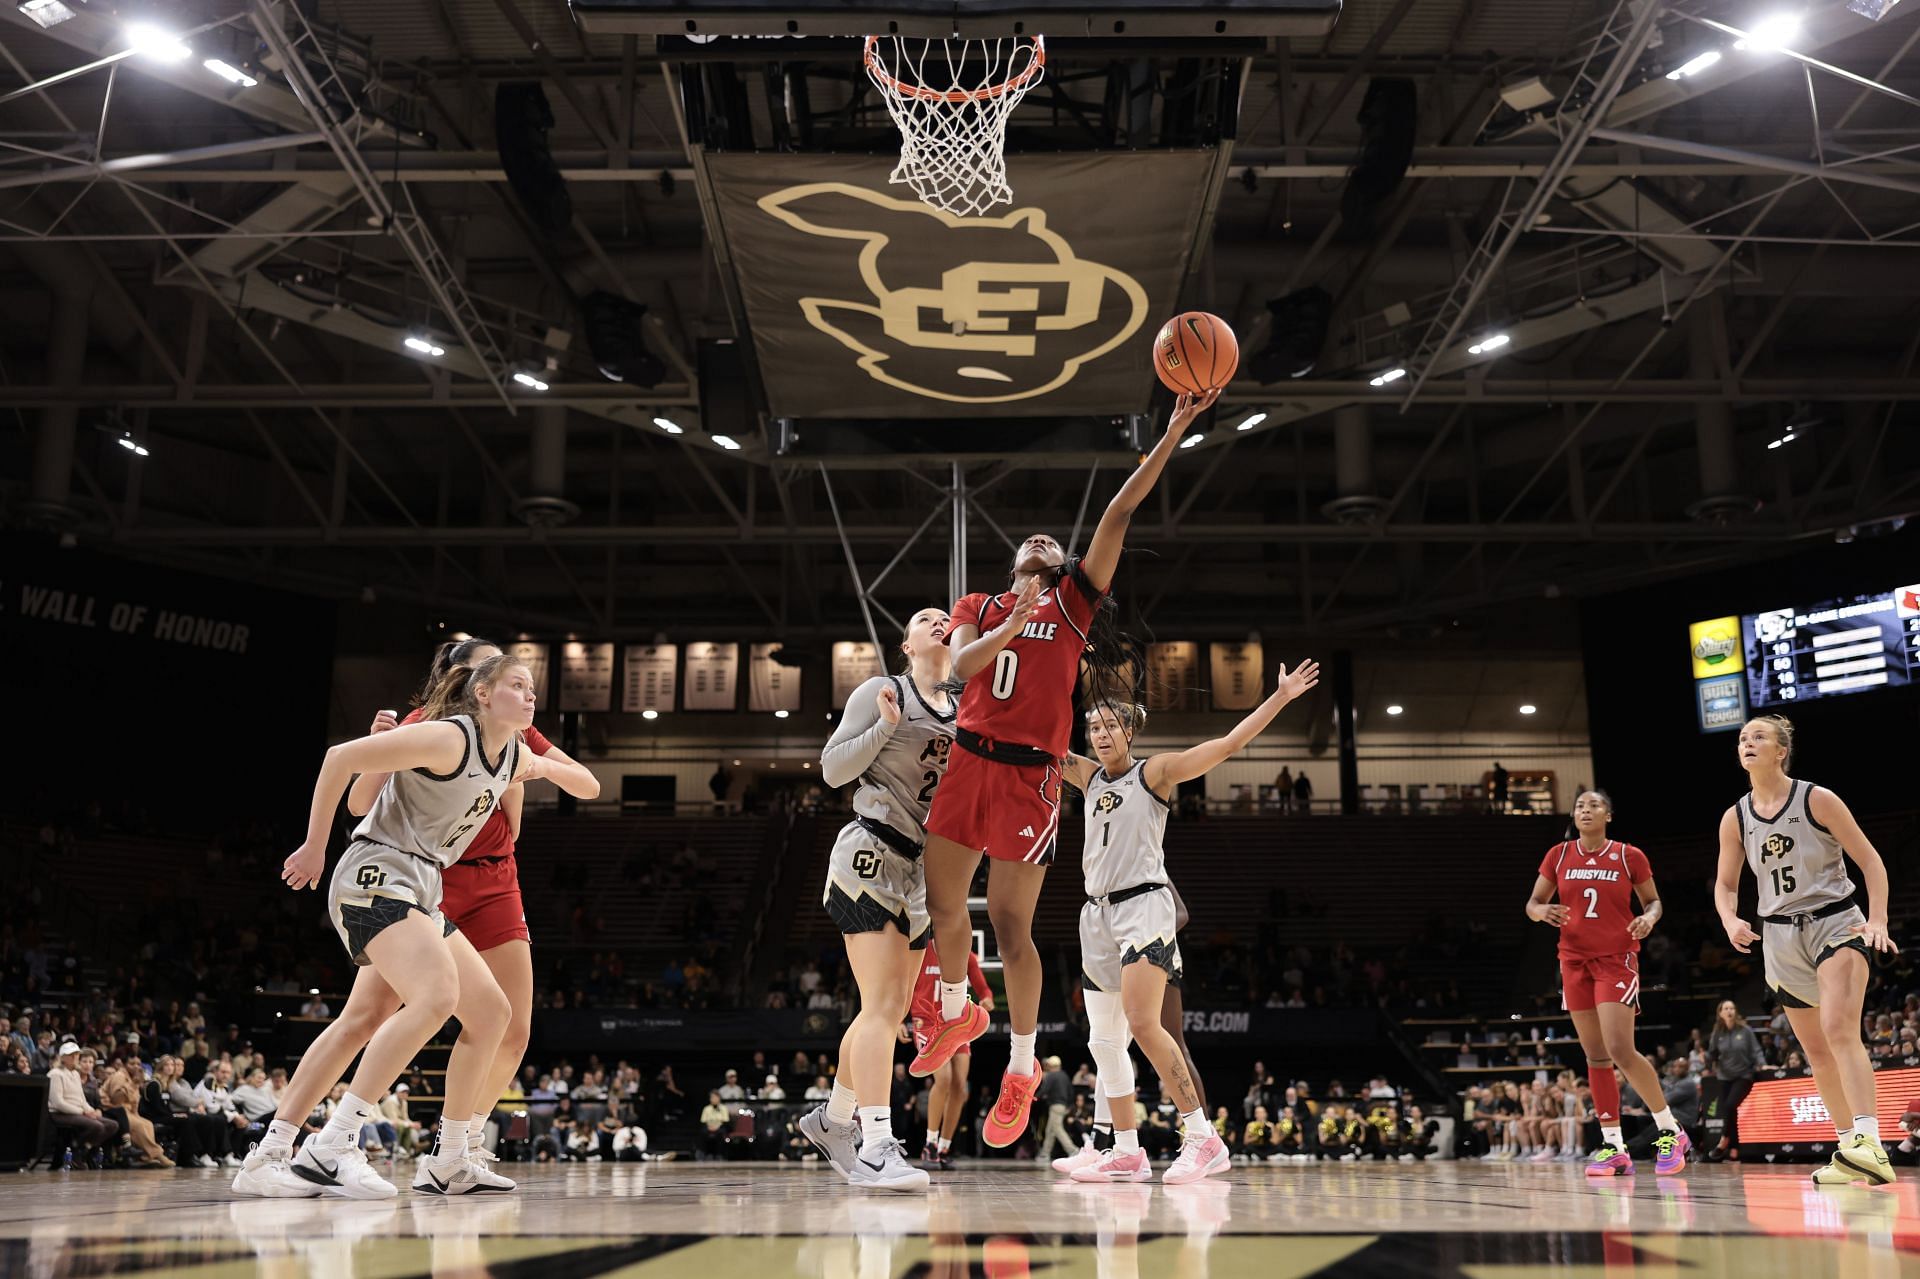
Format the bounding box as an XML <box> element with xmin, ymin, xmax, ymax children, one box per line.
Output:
<box><xmin>1762</xmin><ymin>832</ymin><xmax>1796</xmax><ymax>860</ymax></box>
<box><xmin>756</xmin><ymin>183</ymin><xmax>1149</xmax><ymax>404</ymax></box>
<box><xmin>1094</xmin><ymin>791</ymin><xmax>1125</xmax><ymax>815</ymax></box>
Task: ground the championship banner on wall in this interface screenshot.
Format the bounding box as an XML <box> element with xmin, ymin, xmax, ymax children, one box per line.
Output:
<box><xmin>622</xmin><ymin>644</ymin><xmax>678</xmax><ymax>713</ymax></box>
<box><xmin>557</xmin><ymin>641</ymin><xmax>614</xmax><ymax>712</ymax></box>
<box><xmin>1146</xmin><ymin>642</ymin><xmax>1203</xmax><ymax>712</ymax></box>
<box><xmin>683</xmin><ymin>642</ymin><xmax>740</xmax><ymax>711</ymax></box>
<box><xmin>832</xmin><ymin>641</ymin><xmax>886</xmax><ymax>704</ymax></box>
<box><xmin>707</xmin><ymin>152</ymin><xmax>1217</xmax><ymax>419</ymax></box>
<box><xmin>749</xmin><ymin>643</ymin><xmax>802</xmax><ymax>712</ymax></box>
<box><xmin>506</xmin><ymin>641</ymin><xmax>551</xmax><ymax>704</ymax></box>
<box><xmin>1209</xmin><ymin>642</ymin><xmax>1264</xmax><ymax>710</ymax></box>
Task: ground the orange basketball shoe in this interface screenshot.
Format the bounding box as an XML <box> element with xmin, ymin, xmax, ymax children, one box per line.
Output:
<box><xmin>983</xmin><ymin>1069</ymin><xmax>1043</xmax><ymax>1148</ymax></box>
<box><xmin>908</xmin><ymin>1001</ymin><xmax>989</xmax><ymax>1078</ymax></box>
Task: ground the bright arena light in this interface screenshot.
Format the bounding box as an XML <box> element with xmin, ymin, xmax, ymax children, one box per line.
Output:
<box><xmin>1738</xmin><ymin>12</ymin><xmax>1803</xmax><ymax>50</ymax></box>
<box><xmin>1666</xmin><ymin>49</ymin><xmax>1723</xmax><ymax>79</ymax></box>
<box><xmin>1369</xmin><ymin>367</ymin><xmax>1407</xmax><ymax>387</ymax></box>
<box><xmin>652</xmin><ymin>416</ymin><xmax>684</xmax><ymax>435</ymax></box>
<box><xmin>711</xmin><ymin>434</ymin><xmax>742</xmax><ymax>451</ymax></box>
<box><xmin>1519</xmin><ymin>703</ymin><xmax>1538</xmax><ymax>715</ymax></box>
<box><xmin>1179</xmin><ymin>433</ymin><xmax>1205</xmax><ymax>449</ymax></box>
<box><xmin>512</xmin><ymin>371</ymin><xmax>550</xmax><ymax>391</ymax></box>
<box><xmin>1386</xmin><ymin>704</ymin><xmax>1404</xmax><ymax>716</ymax></box>
<box><xmin>1236</xmin><ymin>412</ymin><xmax>1268</xmax><ymax>431</ymax></box>
<box><xmin>203</xmin><ymin>58</ymin><xmax>257</xmax><ymax>87</ymax></box>
<box><xmin>1467</xmin><ymin>333</ymin><xmax>1511</xmax><ymax>356</ymax></box>
<box><xmin>404</xmin><ymin>334</ymin><xmax>444</xmax><ymax>357</ymax></box>
<box><xmin>773</xmin><ymin>709</ymin><xmax>790</xmax><ymax>719</ymax></box>
<box><xmin>125</xmin><ymin>22</ymin><xmax>191</xmax><ymax>61</ymax></box>
<box><xmin>641</xmin><ymin>709</ymin><xmax>659</xmax><ymax>720</ymax></box>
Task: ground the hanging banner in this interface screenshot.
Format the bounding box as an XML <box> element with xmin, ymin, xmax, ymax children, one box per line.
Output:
<box><xmin>557</xmin><ymin>641</ymin><xmax>615</xmax><ymax>712</ymax></box>
<box><xmin>683</xmin><ymin>642</ymin><xmax>741</xmax><ymax>711</ymax></box>
<box><xmin>622</xmin><ymin>644</ymin><xmax>678</xmax><ymax>713</ymax></box>
<box><xmin>1209</xmin><ymin>642</ymin><xmax>1264</xmax><ymax>711</ymax></box>
<box><xmin>832</xmin><ymin>641</ymin><xmax>886</xmax><ymax>705</ymax></box>
<box><xmin>750</xmin><ymin>643</ymin><xmax>803</xmax><ymax>712</ymax></box>
<box><xmin>1146</xmin><ymin>642</ymin><xmax>1203</xmax><ymax>712</ymax></box>
<box><xmin>506</xmin><ymin>641</ymin><xmax>551</xmax><ymax>704</ymax></box>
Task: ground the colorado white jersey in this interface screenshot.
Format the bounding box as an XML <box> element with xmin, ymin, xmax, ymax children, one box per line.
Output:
<box><xmin>1738</xmin><ymin>779</ymin><xmax>1855</xmax><ymax>917</ymax></box>
<box><xmin>1081</xmin><ymin>760</ymin><xmax>1171</xmax><ymax>898</ymax></box>
<box><xmin>823</xmin><ymin>676</ymin><xmax>955</xmax><ymax>845</ymax></box>
<box><xmin>352</xmin><ymin>714</ymin><xmax>518</xmax><ymax>869</ymax></box>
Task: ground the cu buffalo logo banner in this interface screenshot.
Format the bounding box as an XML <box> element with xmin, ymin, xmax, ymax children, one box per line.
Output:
<box><xmin>708</xmin><ymin>153</ymin><xmax>1215</xmax><ymax>418</ymax></box>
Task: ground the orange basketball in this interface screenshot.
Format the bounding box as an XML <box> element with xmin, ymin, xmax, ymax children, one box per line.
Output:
<box><xmin>1152</xmin><ymin>311</ymin><xmax>1239</xmax><ymax>396</ymax></box>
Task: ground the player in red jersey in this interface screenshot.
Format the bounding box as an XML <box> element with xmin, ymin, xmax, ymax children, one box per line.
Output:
<box><xmin>908</xmin><ymin>943</ymin><xmax>992</xmax><ymax>1168</ymax></box>
<box><xmin>1525</xmin><ymin>789</ymin><xmax>1690</xmax><ymax>1177</ymax></box>
<box><xmin>916</xmin><ymin>388</ymin><xmax>1219</xmax><ymax>1147</ymax></box>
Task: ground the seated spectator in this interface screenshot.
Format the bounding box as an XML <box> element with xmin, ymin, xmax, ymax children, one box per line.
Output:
<box><xmin>535</xmin><ymin>1098</ymin><xmax>582</xmax><ymax>1162</ymax></box>
<box><xmin>1273</xmin><ymin>1107</ymin><xmax>1306</xmax><ymax>1161</ymax></box>
<box><xmin>760</xmin><ymin>1074</ymin><xmax>786</xmax><ymax>1102</ymax></box>
<box><xmin>1406</xmin><ymin>1105</ymin><xmax>1440</xmax><ymax>1160</ymax></box>
<box><xmin>1366</xmin><ymin>1101</ymin><xmax>1407</xmax><ymax>1161</ymax></box>
<box><xmin>299</xmin><ymin>993</ymin><xmax>331</xmax><ymax>1019</ymax></box>
<box><xmin>805</xmin><ymin>1075</ymin><xmax>832</xmax><ymax>1103</ymax></box>
<box><xmin>230</xmin><ymin>1067</ymin><xmax>278</xmax><ymax>1128</ymax></box>
<box><xmin>191</xmin><ymin>1062</ymin><xmax>251</xmax><ymax>1168</ymax></box>
<box><xmin>380</xmin><ymin>1083</ymin><xmax>422</xmax><ymax>1158</ymax></box>
<box><xmin>1318</xmin><ymin>1103</ymin><xmax>1363</xmax><ymax>1160</ymax></box>
<box><xmin>1663</xmin><ymin>1059</ymin><xmax>1701</xmax><ymax>1143</ymax></box>
<box><xmin>608</xmin><ymin>1106</ymin><xmax>649</xmax><ymax>1162</ymax></box>
<box><xmin>700</xmin><ymin>1091</ymin><xmax>730</xmax><ymax>1161</ymax></box>
<box><xmin>100</xmin><ymin>1055</ymin><xmax>170</xmax><ymax>1168</ymax></box>
<box><xmin>718</xmin><ymin>1070</ymin><xmax>747</xmax><ymax>1103</ymax></box>
<box><xmin>47</xmin><ymin>1043</ymin><xmax>118</xmax><ymax>1165</ymax></box>
<box><xmin>156</xmin><ymin>1054</ymin><xmax>229</xmax><ymax>1168</ymax></box>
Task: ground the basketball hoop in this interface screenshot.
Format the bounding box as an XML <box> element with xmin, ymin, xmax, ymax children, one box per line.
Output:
<box><xmin>863</xmin><ymin>34</ymin><xmax>1045</xmax><ymax>217</ymax></box>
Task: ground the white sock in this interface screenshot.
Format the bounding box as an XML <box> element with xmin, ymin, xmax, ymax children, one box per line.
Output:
<box><xmin>1180</xmin><ymin>1107</ymin><xmax>1209</xmax><ymax>1141</ymax></box>
<box><xmin>937</xmin><ymin>1136</ymin><xmax>951</xmax><ymax>1153</ymax></box>
<box><xmin>1602</xmin><ymin>1125</ymin><xmax>1624</xmax><ymax>1149</ymax></box>
<box><xmin>263</xmin><ymin>1119</ymin><xmax>299</xmax><ymax>1151</ymax></box>
<box><xmin>1855</xmin><ymin>1115</ymin><xmax>1882</xmax><ymax>1143</ymax></box>
<box><xmin>858</xmin><ymin>1106</ymin><xmax>893</xmax><ymax>1145</ymax></box>
<box><xmin>925</xmin><ymin>1127</ymin><xmax>939</xmax><ymax>1151</ymax></box>
<box><xmin>436</xmin><ymin>1118</ymin><xmax>469</xmax><ymax>1160</ymax></box>
<box><xmin>1115</xmin><ymin>1128</ymin><xmax>1140</xmax><ymax>1153</ymax></box>
<box><xmin>320</xmin><ymin>1092</ymin><xmax>377</xmax><ymax>1146</ymax></box>
<box><xmin>470</xmin><ymin>1113</ymin><xmax>491</xmax><ymax>1150</ymax></box>
<box><xmin>1651</xmin><ymin>1107</ymin><xmax>1678</xmax><ymax>1134</ymax></box>
<box><xmin>1008</xmin><ymin>1031</ymin><xmax>1036</xmax><ymax>1076</ymax></box>
<box><xmin>939</xmin><ymin>980</ymin><xmax>967</xmax><ymax>1020</ymax></box>
<box><xmin>827</xmin><ymin>1081</ymin><xmax>858</xmax><ymax>1126</ymax></box>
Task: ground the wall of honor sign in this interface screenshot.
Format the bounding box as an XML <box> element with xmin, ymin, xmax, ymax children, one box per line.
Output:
<box><xmin>1689</xmin><ymin>585</ymin><xmax>1919</xmax><ymax>731</ymax></box>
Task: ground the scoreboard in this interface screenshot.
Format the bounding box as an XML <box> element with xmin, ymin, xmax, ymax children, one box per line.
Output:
<box><xmin>1688</xmin><ymin>584</ymin><xmax>1920</xmax><ymax>732</ymax></box>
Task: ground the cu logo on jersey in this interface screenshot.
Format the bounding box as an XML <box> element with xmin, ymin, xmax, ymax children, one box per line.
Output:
<box><xmin>464</xmin><ymin>789</ymin><xmax>496</xmax><ymax>820</ymax></box>
<box><xmin>354</xmin><ymin>865</ymin><xmax>387</xmax><ymax>889</ymax></box>
<box><xmin>1762</xmin><ymin>832</ymin><xmax>1796</xmax><ymax>861</ymax></box>
<box><xmin>1094</xmin><ymin>791</ymin><xmax>1125</xmax><ymax>815</ymax></box>
<box><xmin>851</xmin><ymin>850</ymin><xmax>881</xmax><ymax>880</ymax></box>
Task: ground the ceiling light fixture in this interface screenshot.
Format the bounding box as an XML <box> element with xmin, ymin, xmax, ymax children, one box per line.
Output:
<box><xmin>512</xmin><ymin>371</ymin><xmax>550</xmax><ymax>391</ymax></box>
<box><xmin>641</xmin><ymin>709</ymin><xmax>659</xmax><ymax>720</ymax></box>
<box><xmin>19</xmin><ymin>0</ymin><xmax>77</xmax><ymax>29</ymax></box>
<box><xmin>1179</xmin><ymin>433</ymin><xmax>1205</xmax><ymax>449</ymax></box>
<box><xmin>711</xmin><ymin>434</ymin><xmax>742</xmax><ymax>451</ymax></box>
<box><xmin>203</xmin><ymin>58</ymin><xmax>257</xmax><ymax>87</ymax></box>
<box><xmin>124</xmin><ymin>22</ymin><xmax>191</xmax><ymax>62</ymax></box>
<box><xmin>773</xmin><ymin>709</ymin><xmax>790</xmax><ymax>719</ymax></box>
<box><xmin>1666</xmin><ymin>49</ymin><xmax>1723</xmax><ymax>79</ymax></box>
<box><xmin>1467</xmin><ymin>333</ymin><xmax>1511</xmax><ymax>356</ymax></box>
<box><xmin>1737</xmin><ymin>12</ymin><xmax>1802</xmax><ymax>50</ymax></box>
<box><xmin>1236</xmin><ymin>412</ymin><xmax>1268</xmax><ymax>432</ymax></box>
<box><xmin>652</xmin><ymin>416</ymin><xmax>684</xmax><ymax>435</ymax></box>
<box><xmin>1385</xmin><ymin>704</ymin><xmax>1404</xmax><ymax>716</ymax></box>
<box><xmin>115</xmin><ymin>433</ymin><xmax>150</xmax><ymax>457</ymax></box>
<box><xmin>404</xmin><ymin>334</ymin><xmax>444</xmax><ymax>357</ymax></box>
<box><xmin>1519</xmin><ymin>703</ymin><xmax>1538</xmax><ymax>715</ymax></box>
<box><xmin>1368</xmin><ymin>366</ymin><xmax>1408</xmax><ymax>387</ymax></box>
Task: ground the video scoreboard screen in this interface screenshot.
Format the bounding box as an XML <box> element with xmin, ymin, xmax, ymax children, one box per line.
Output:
<box><xmin>1688</xmin><ymin>584</ymin><xmax>1920</xmax><ymax>732</ymax></box>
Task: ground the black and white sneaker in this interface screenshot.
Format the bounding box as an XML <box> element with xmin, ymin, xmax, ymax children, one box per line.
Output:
<box><xmin>847</xmin><ymin>1137</ymin><xmax>930</xmax><ymax>1192</ymax></box>
<box><xmin>798</xmin><ymin>1104</ymin><xmax>861</xmax><ymax>1178</ymax></box>
<box><xmin>412</xmin><ymin>1150</ymin><xmax>516</xmax><ymax>1195</ymax></box>
<box><xmin>291</xmin><ymin>1140</ymin><xmax>397</xmax><ymax>1199</ymax></box>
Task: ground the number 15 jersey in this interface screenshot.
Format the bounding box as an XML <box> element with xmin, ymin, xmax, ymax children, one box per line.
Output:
<box><xmin>952</xmin><ymin>566</ymin><xmax>1104</xmax><ymax>758</ymax></box>
<box><xmin>1539</xmin><ymin>839</ymin><xmax>1651</xmax><ymax>960</ymax></box>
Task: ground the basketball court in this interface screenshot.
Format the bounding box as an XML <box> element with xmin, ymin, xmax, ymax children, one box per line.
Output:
<box><xmin>4</xmin><ymin>0</ymin><xmax>1920</xmax><ymax>1273</ymax></box>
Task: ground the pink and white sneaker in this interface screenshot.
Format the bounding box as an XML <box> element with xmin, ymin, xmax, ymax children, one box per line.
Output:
<box><xmin>1071</xmin><ymin>1147</ymin><xmax>1152</xmax><ymax>1183</ymax></box>
<box><xmin>1163</xmin><ymin>1132</ymin><xmax>1229</xmax><ymax>1185</ymax></box>
<box><xmin>1585</xmin><ymin>1145</ymin><xmax>1634</xmax><ymax>1177</ymax></box>
<box><xmin>1053</xmin><ymin>1139</ymin><xmax>1106</xmax><ymax>1175</ymax></box>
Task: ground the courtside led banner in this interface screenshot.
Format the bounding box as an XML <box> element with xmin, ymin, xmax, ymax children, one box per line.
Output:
<box><xmin>1736</xmin><ymin>1067</ymin><xmax>1918</xmax><ymax>1143</ymax></box>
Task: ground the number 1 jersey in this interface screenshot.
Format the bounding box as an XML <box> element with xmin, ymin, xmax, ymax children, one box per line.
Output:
<box><xmin>952</xmin><ymin>567</ymin><xmax>1104</xmax><ymax>758</ymax></box>
<box><xmin>1539</xmin><ymin>839</ymin><xmax>1651</xmax><ymax>959</ymax></box>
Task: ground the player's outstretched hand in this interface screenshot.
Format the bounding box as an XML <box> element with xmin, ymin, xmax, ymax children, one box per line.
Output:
<box><xmin>1277</xmin><ymin>659</ymin><xmax>1321</xmax><ymax>702</ymax></box>
<box><xmin>876</xmin><ymin>682</ymin><xmax>902</xmax><ymax>726</ymax></box>
<box><xmin>1168</xmin><ymin>388</ymin><xmax>1221</xmax><ymax>434</ymax></box>
<box><xmin>1529</xmin><ymin>901</ymin><xmax>1570</xmax><ymax>928</ymax></box>
<box><xmin>1724</xmin><ymin>917</ymin><xmax>1760</xmax><ymax>954</ymax></box>
<box><xmin>282</xmin><ymin>842</ymin><xmax>325</xmax><ymax>891</ymax></box>
<box><xmin>1854</xmin><ymin>918</ymin><xmax>1900</xmax><ymax>954</ymax></box>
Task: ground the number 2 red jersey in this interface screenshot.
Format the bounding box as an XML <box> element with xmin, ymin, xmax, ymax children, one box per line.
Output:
<box><xmin>951</xmin><ymin>568</ymin><xmax>1104</xmax><ymax>758</ymax></box>
<box><xmin>1539</xmin><ymin>839</ymin><xmax>1651</xmax><ymax>960</ymax></box>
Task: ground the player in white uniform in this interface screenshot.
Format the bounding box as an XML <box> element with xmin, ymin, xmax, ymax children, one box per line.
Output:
<box><xmin>277</xmin><ymin>654</ymin><xmax>600</xmax><ymax>1198</ymax></box>
<box><xmin>1058</xmin><ymin>657</ymin><xmax>1319</xmax><ymax>1185</ymax></box>
<box><xmin>799</xmin><ymin>607</ymin><xmax>956</xmax><ymax>1191</ymax></box>
<box><xmin>1715</xmin><ymin>714</ymin><xmax>1898</xmax><ymax>1186</ymax></box>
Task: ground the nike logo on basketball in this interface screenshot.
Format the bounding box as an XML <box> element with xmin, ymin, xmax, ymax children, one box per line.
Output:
<box><xmin>1019</xmin><ymin>825</ymin><xmax>1035</xmax><ymax>838</ymax></box>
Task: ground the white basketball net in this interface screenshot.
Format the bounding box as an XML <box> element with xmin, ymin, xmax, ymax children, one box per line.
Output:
<box><xmin>863</xmin><ymin>35</ymin><xmax>1046</xmax><ymax>217</ymax></box>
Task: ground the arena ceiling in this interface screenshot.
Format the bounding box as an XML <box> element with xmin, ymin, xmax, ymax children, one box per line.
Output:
<box><xmin>2</xmin><ymin>0</ymin><xmax>1917</xmax><ymax>645</ymax></box>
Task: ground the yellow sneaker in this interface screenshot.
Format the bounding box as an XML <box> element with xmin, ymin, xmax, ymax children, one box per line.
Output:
<box><xmin>1811</xmin><ymin>1133</ymin><xmax>1895</xmax><ymax>1186</ymax></box>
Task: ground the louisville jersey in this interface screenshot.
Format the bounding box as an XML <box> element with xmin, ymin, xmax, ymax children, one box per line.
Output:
<box><xmin>951</xmin><ymin>566</ymin><xmax>1103</xmax><ymax>758</ymax></box>
<box><xmin>1539</xmin><ymin>839</ymin><xmax>1651</xmax><ymax>959</ymax></box>
<box><xmin>910</xmin><ymin>946</ymin><xmax>989</xmax><ymax>1022</ymax></box>
<box><xmin>400</xmin><ymin>708</ymin><xmax>551</xmax><ymax>861</ymax></box>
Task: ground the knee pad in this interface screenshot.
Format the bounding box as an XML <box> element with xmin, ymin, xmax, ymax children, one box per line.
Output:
<box><xmin>1085</xmin><ymin>992</ymin><xmax>1136</xmax><ymax>1098</ymax></box>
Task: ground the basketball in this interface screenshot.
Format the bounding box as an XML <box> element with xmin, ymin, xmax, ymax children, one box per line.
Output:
<box><xmin>1152</xmin><ymin>311</ymin><xmax>1239</xmax><ymax>396</ymax></box>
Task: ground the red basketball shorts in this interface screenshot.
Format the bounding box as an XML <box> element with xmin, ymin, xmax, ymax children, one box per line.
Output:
<box><xmin>1560</xmin><ymin>952</ymin><xmax>1640</xmax><ymax>1012</ymax></box>
<box><xmin>440</xmin><ymin>855</ymin><xmax>531</xmax><ymax>952</ymax></box>
<box><xmin>924</xmin><ymin>746</ymin><xmax>1062</xmax><ymax>866</ymax></box>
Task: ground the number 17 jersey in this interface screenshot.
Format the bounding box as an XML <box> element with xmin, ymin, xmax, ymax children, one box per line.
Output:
<box><xmin>1539</xmin><ymin>839</ymin><xmax>1651</xmax><ymax>959</ymax></box>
